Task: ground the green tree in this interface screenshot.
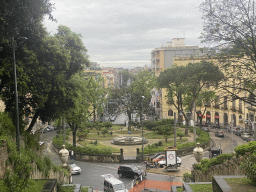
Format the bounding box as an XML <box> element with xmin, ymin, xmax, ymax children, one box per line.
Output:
<box><xmin>65</xmin><ymin>73</ymin><xmax>90</xmax><ymax>147</ymax></box>
<box><xmin>0</xmin><ymin>0</ymin><xmax>54</xmax><ymax>42</ymax></box>
<box><xmin>157</xmin><ymin>124</ymin><xmax>173</xmax><ymax>143</ymax></box>
<box><xmin>101</xmin><ymin>128</ymin><xmax>109</xmax><ymax>137</ymax></box>
<box><xmin>85</xmin><ymin>77</ymin><xmax>107</xmax><ymax>122</ymax></box>
<box><xmin>157</xmin><ymin>61</ymin><xmax>224</xmax><ymax>135</ymax></box>
<box><xmin>109</xmin><ymin>70</ymin><xmax>156</xmax><ymax>131</ymax></box>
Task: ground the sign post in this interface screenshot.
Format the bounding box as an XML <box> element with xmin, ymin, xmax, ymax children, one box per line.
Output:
<box><xmin>165</xmin><ymin>146</ymin><xmax>178</xmax><ymax>170</ymax></box>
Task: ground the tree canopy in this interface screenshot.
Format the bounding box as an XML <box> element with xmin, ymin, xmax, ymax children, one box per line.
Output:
<box><xmin>200</xmin><ymin>0</ymin><xmax>256</xmax><ymax>106</ymax></box>
<box><xmin>157</xmin><ymin>61</ymin><xmax>224</xmax><ymax>133</ymax></box>
<box><xmin>109</xmin><ymin>70</ymin><xmax>156</xmax><ymax>130</ymax></box>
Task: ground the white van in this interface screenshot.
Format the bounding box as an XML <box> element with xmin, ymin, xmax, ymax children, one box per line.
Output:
<box><xmin>102</xmin><ymin>174</ymin><xmax>127</xmax><ymax>192</ymax></box>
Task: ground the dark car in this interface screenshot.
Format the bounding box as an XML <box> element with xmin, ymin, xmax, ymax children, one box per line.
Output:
<box><xmin>215</xmin><ymin>131</ymin><xmax>224</xmax><ymax>137</ymax></box>
<box><xmin>209</xmin><ymin>147</ymin><xmax>222</xmax><ymax>158</ymax></box>
<box><xmin>234</xmin><ymin>129</ymin><xmax>243</xmax><ymax>136</ymax></box>
<box><xmin>214</xmin><ymin>124</ymin><xmax>221</xmax><ymax>129</ymax></box>
<box><xmin>117</xmin><ymin>165</ymin><xmax>146</xmax><ymax>179</ymax></box>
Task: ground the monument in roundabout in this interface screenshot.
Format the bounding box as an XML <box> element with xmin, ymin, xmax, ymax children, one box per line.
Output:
<box><xmin>111</xmin><ymin>136</ymin><xmax>148</xmax><ymax>145</ymax></box>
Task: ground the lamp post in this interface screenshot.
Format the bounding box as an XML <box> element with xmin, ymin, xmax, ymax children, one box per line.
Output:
<box><xmin>141</xmin><ymin>96</ymin><xmax>145</xmax><ymax>161</ymax></box>
<box><xmin>12</xmin><ymin>37</ymin><xmax>20</xmax><ymax>152</ymax></box>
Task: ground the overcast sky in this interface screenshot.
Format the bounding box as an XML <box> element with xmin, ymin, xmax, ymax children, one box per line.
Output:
<box><xmin>43</xmin><ymin>0</ymin><xmax>206</xmax><ymax>69</ymax></box>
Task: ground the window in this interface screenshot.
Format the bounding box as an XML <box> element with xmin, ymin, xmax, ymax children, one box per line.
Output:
<box><xmin>224</xmin><ymin>96</ymin><xmax>228</xmax><ymax>109</ymax></box>
<box><xmin>168</xmin><ymin>110</ymin><xmax>173</xmax><ymax>116</ymax></box>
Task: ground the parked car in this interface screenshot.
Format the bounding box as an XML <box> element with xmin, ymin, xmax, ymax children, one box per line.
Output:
<box><xmin>234</xmin><ymin>129</ymin><xmax>243</xmax><ymax>136</ymax></box>
<box><xmin>241</xmin><ymin>133</ymin><xmax>250</xmax><ymax>141</ymax></box>
<box><xmin>248</xmin><ymin>136</ymin><xmax>256</xmax><ymax>142</ymax></box>
<box><xmin>201</xmin><ymin>127</ymin><xmax>210</xmax><ymax>132</ymax></box>
<box><xmin>152</xmin><ymin>154</ymin><xmax>166</xmax><ymax>163</ymax></box>
<box><xmin>117</xmin><ymin>165</ymin><xmax>146</xmax><ymax>179</ymax></box>
<box><xmin>149</xmin><ymin>152</ymin><xmax>164</xmax><ymax>161</ymax></box>
<box><xmin>214</xmin><ymin>124</ymin><xmax>221</xmax><ymax>129</ymax></box>
<box><xmin>46</xmin><ymin>126</ymin><xmax>54</xmax><ymax>131</ymax></box>
<box><xmin>209</xmin><ymin>147</ymin><xmax>222</xmax><ymax>158</ymax></box>
<box><xmin>69</xmin><ymin>163</ymin><xmax>81</xmax><ymax>175</ymax></box>
<box><xmin>42</xmin><ymin>127</ymin><xmax>49</xmax><ymax>133</ymax></box>
<box><xmin>215</xmin><ymin>131</ymin><xmax>224</xmax><ymax>137</ymax></box>
<box><xmin>158</xmin><ymin>157</ymin><xmax>182</xmax><ymax>168</ymax></box>
<box><xmin>38</xmin><ymin>141</ymin><xmax>45</xmax><ymax>146</ymax></box>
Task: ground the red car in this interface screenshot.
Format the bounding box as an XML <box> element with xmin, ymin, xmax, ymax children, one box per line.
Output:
<box><xmin>153</xmin><ymin>154</ymin><xmax>165</xmax><ymax>163</ymax></box>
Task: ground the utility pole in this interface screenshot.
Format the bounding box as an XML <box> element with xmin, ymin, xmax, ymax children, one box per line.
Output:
<box><xmin>174</xmin><ymin>112</ymin><xmax>177</xmax><ymax>147</ymax></box>
<box><xmin>193</xmin><ymin>101</ymin><xmax>196</xmax><ymax>142</ymax></box>
<box><xmin>12</xmin><ymin>37</ymin><xmax>20</xmax><ymax>152</ymax></box>
<box><xmin>63</xmin><ymin>117</ymin><xmax>66</xmax><ymax>144</ymax></box>
<box><xmin>141</xmin><ymin>96</ymin><xmax>145</xmax><ymax>161</ymax></box>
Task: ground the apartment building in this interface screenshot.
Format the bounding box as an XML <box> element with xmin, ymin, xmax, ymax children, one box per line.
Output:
<box><xmin>151</xmin><ymin>38</ymin><xmax>205</xmax><ymax>119</ymax></box>
<box><xmin>151</xmin><ymin>39</ymin><xmax>255</xmax><ymax>130</ymax></box>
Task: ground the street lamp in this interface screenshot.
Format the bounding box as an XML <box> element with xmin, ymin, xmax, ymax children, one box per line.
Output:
<box><xmin>12</xmin><ymin>37</ymin><xmax>27</xmax><ymax>152</ymax></box>
<box><xmin>141</xmin><ymin>96</ymin><xmax>145</xmax><ymax>161</ymax></box>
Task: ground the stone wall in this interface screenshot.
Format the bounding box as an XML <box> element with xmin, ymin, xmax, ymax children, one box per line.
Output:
<box><xmin>30</xmin><ymin>163</ymin><xmax>70</xmax><ymax>184</ymax></box>
<box><xmin>0</xmin><ymin>140</ymin><xmax>70</xmax><ymax>184</ymax></box>
<box><xmin>0</xmin><ymin>140</ymin><xmax>8</xmax><ymax>178</ymax></box>
<box><xmin>53</xmin><ymin>144</ymin><xmax>122</xmax><ymax>163</ymax></box>
<box><xmin>192</xmin><ymin>157</ymin><xmax>245</xmax><ymax>182</ymax></box>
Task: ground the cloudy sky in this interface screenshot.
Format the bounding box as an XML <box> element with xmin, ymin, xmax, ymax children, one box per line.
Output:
<box><xmin>43</xmin><ymin>0</ymin><xmax>206</xmax><ymax>69</ymax></box>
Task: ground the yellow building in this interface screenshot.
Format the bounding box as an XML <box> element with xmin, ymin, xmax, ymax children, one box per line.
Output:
<box><xmin>151</xmin><ymin>39</ymin><xmax>255</xmax><ymax>129</ymax></box>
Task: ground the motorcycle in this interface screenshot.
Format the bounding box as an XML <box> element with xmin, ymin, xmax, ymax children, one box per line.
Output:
<box><xmin>144</xmin><ymin>161</ymin><xmax>158</xmax><ymax>170</ymax></box>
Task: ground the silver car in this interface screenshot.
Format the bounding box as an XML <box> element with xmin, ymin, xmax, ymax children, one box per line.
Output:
<box><xmin>69</xmin><ymin>163</ymin><xmax>81</xmax><ymax>175</ymax></box>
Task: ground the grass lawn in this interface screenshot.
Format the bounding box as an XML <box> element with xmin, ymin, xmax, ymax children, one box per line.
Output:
<box><xmin>86</xmin><ymin>133</ymin><xmax>117</xmax><ymax>140</ymax></box>
<box><xmin>225</xmin><ymin>177</ymin><xmax>256</xmax><ymax>192</ymax></box>
<box><xmin>143</xmin><ymin>138</ymin><xmax>188</xmax><ymax>154</ymax></box>
<box><xmin>189</xmin><ymin>184</ymin><xmax>212</xmax><ymax>192</ymax></box>
<box><xmin>77</xmin><ymin>140</ymin><xmax>120</xmax><ymax>153</ymax></box>
<box><xmin>0</xmin><ymin>179</ymin><xmax>48</xmax><ymax>192</ymax></box>
<box><xmin>114</xmin><ymin>130</ymin><xmax>142</xmax><ymax>135</ymax></box>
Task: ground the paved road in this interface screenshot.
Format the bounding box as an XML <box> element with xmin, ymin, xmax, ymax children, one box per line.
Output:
<box><xmin>41</xmin><ymin>130</ymin><xmax>172</xmax><ymax>190</ymax></box>
<box><xmin>71</xmin><ymin>161</ymin><xmax>170</xmax><ymax>191</ymax></box>
<box><xmin>180</xmin><ymin>129</ymin><xmax>248</xmax><ymax>170</ymax></box>
<box><xmin>41</xmin><ymin>127</ymin><xmax>249</xmax><ymax>190</ymax></box>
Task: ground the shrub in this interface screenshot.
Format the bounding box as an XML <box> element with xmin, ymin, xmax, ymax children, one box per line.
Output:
<box><xmin>101</xmin><ymin>128</ymin><xmax>109</xmax><ymax>137</ymax></box>
<box><xmin>196</xmin><ymin>128</ymin><xmax>210</xmax><ymax>144</ymax></box>
<box><xmin>234</xmin><ymin>141</ymin><xmax>256</xmax><ymax>157</ymax></box>
<box><xmin>241</xmin><ymin>152</ymin><xmax>256</xmax><ymax>182</ymax></box>
<box><xmin>183</xmin><ymin>173</ymin><xmax>194</xmax><ymax>182</ymax></box>
<box><xmin>194</xmin><ymin>153</ymin><xmax>235</xmax><ymax>172</ymax></box>
<box><xmin>177</xmin><ymin>142</ymin><xmax>197</xmax><ymax>150</ymax></box>
<box><xmin>103</xmin><ymin>122</ymin><xmax>113</xmax><ymax>129</ymax></box>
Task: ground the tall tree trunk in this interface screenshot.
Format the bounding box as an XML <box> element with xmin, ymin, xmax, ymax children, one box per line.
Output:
<box><xmin>93</xmin><ymin>106</ymin><xmax>96</xmax><ymax>122</ymax></box>
<box><xmin>128</xmin><ymin>111</ymin><xmax>132</xmax><ymax>131</ymax></box>
<box><xmin>26</xmin><ymin>110</ymin><xmax>40</xmax><ymax>133</ymax></box>
<box><xmin>73</xmin><ymin>125</ymin><xmax>77</xmax><ymax>148</ymax></box>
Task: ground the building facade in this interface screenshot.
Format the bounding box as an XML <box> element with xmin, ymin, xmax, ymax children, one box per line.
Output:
<box><xmin>151</xmin><ymin>38</ymin><xmax>255</xmax><ymax>130</ymax></box>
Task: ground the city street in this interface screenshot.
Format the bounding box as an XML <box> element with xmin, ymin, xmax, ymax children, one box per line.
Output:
<box><xmin>40</xmin><ymin>126</ymin><xmax>249</xmax><ymax>190</ymax></box>
<box><xmin>180</xmin><ymin>128</ymin><xmax>248</xmax><ymax>170</ymax></box>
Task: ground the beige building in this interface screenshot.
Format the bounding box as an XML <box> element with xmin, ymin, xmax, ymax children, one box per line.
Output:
<box><xmin>151</xmin><ymin>39</ymin><xmax>255</xmax><ymax>130</ymax></box>
<box><xmin>151</xmin><ymin>38</ymin><xmax>205</xmax><ymax>119</ymax></box>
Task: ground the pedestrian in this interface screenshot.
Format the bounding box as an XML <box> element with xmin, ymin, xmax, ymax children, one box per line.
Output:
<box><xmin>71</xmin><ymin>150</ymin><xmax>74</xmax><ymax>160</ymax></box>
<box><xmin>68</xmin><ymin>150</ymin><xmax>71</xmax><ymax>159</ymax></box>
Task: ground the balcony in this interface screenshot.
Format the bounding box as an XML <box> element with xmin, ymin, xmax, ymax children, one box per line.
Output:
<box><xmin>214</xmin><ymin>105</ymin><xmax>220</xmax><ymax>109</ymax></box>
<box><xmin>246</xmin><ymin>105</ymin><xmax>256</xmax><ymax>112</ymax></box>
<box><xmin>231</xmin><ymin>107</ymin><xmax>236</xmax><ymax>112</ymax></box>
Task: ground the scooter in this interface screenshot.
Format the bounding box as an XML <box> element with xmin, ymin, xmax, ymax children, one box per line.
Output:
<box><xmin>144</xmin><ymin>161</ymin><xmax>158</xmax><ymax>170</ymax></box>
